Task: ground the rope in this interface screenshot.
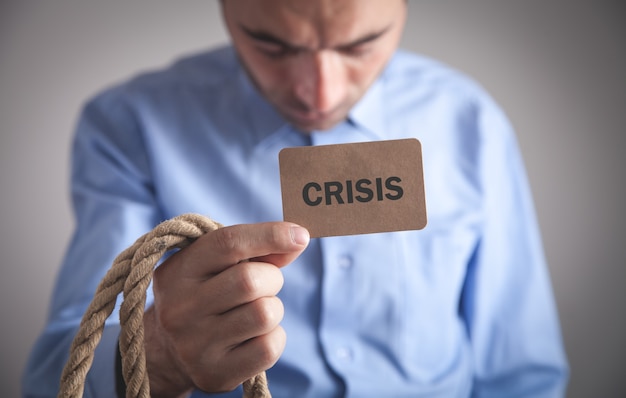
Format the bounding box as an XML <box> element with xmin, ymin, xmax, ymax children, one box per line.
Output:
<box><xmin>58</xmin><ymin>213</ymin><xmax>271</xmax><ymax>398</ymax></box>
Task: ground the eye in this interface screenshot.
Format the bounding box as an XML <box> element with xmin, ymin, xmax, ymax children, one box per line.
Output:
<box><xmin>255</xmin><ymin>42</ymin><xmax>300</xmax><ymax>59</ymax></box>
<box><xmin>338</xmin><ymin>43</ymin><xmax>371</xmax><ymax>58</ymax></box>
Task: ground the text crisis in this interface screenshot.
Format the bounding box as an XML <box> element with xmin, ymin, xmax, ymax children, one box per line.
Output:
<box><xmin>302</xmin><ymin>176</ymin><xmax>404</xmax><ymax>206</ymax></box>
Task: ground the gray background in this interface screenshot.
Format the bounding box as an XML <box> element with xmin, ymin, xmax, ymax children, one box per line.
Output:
<box><xmin>1</xmin><ymin>1</ymin><xmax>624</xmax><ymax>397</ymax></box>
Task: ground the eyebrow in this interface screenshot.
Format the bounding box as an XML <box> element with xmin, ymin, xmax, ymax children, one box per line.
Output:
<box><xmin>239</xmin><ymin>24</ymin><xmax>392</xmax><ymax>51</ymax></box>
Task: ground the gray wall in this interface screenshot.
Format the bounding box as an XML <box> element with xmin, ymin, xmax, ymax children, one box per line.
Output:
<box><xmin>1</xmin><ymin>1</ymin><xmax>624</xmax><ymax>397</ymax></box>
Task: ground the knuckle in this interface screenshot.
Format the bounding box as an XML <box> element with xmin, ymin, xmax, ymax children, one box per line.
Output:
<box><xmin>273</xmin><ymin>267</ymin><xmax>285</xmax><ymax>289</ymax></box>
<box><xmin>257</xmin><ymin>329</ymin><xmax>286</xmax><ymax>366</ymax></box>
<box><xmin>232</xmin><ymin>263</ymin><xmax>283</xmax><ymax>298</ymax></box>
<box><xmin>252</xmin><ymin>297</ymin><xmax>283</xmax><ymax>330</ymax></box>
<box><xmin>235</xmin><ymin>265</ymin><xmax>260</xmax><ymax>297</ymax></box>
<box><xmin>213</xmin><ymin>227</ymin><xmax>240</xmax><ymax>253</ymax></box>
<box><xmin>269</xmin><ymin>223</ymin><xmax>289</xmax><ymax>247</ymax></box>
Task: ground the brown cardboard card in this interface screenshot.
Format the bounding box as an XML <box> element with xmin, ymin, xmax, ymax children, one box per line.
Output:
<box><xmin>279</xmin><ymin>138</ymin><xmax>427</xmax><ymax>238</ymax></box>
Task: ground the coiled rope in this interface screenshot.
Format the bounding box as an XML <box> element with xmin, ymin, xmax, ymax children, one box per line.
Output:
<box><xmin>58</xmin><ymin>213</ymin><xmax>271</xmax><ymax>397</ymax></box>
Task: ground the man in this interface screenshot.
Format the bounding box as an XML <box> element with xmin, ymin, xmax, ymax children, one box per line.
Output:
<box><xmin>23</xmin><ymin>0</ymin><xmax>569</xmax><ymax>397</ymax></box>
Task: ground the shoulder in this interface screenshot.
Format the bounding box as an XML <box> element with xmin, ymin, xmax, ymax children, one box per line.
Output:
<box><xmin>131</xmin><ymin>46</ymin><xmax>239</xmax><ymax>89</ymax></box>
<box><xmin>382</xmin><ymin>49</ymin><xmax>492</xmax><ymax>105</ymax></box>
<box><xmin>379</xmin><ymin>50</ymin><xmax>516</xmax><ymax>155</ymax></box>
<box><xmin>381</xmin><ymin>49</ymin><xmax>510</xmax><ymax>133</ymax></box>
<box><xmin>86</xmin><ymin>46</ymin><xmax>240</xmax><ymax>111</ymax></box>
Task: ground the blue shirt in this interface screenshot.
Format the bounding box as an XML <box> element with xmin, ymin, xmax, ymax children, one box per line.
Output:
<box><xmin>23</xmin><ymin>46</ymin><xmax>568</xmax><ymax>397</ymax></box>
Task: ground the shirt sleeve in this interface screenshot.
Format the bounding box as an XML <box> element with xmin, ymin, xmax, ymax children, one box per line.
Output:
<box><xmin>461</xmin><ymin>94</ymin><xmax>569</xmax><ymax>397</ymax></box>
<box><xmin>22</xmin><ymin>86</ymin><xmax>162</xmax><ymax>397</ymax></box>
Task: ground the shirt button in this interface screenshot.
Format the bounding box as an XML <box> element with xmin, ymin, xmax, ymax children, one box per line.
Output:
<box><xmin>336</xmin><ymin>347</ymin><xmax>353</xmax><ymax>361</ymax></box>
<box><xmin>338</xmin><ymin>256</ymin><xmax>352</xmax><ymax>269</ymax></box>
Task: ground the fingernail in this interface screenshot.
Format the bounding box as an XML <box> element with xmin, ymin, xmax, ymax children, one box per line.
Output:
<box><xmin>290</xmin><ymin>226</ymin><xmax>310</xmax><ymax>246</ymax></box>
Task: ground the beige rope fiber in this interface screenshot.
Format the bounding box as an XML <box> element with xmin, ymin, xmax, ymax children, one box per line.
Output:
<box><xmin>58</xmin><ymin>213</ymin><xmax>271</xmax><ymax>398</ymax></box>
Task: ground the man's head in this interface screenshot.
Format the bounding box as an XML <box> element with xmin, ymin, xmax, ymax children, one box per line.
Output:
<box><xmin>221</xmin><ymin>0</ymin><xmax>407</xmax><ymax>132</ymax></box>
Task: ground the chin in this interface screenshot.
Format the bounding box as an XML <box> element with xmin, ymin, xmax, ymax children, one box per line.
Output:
<box><xmin>289</xmin><ymin>115</ymin><xmax>346</xmax><ymax>133</ymax></box>
<box><xmin>277</xmin><ymin>102</ymin><xmax>351</xmax><ymax>132</ymax></box>
<box><xmin>293</xmin><ymin>122</ymin><xmax>334</xmax><ymax>133</ymax></box>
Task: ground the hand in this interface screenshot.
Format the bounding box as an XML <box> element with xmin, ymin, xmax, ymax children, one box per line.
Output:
<box><xmin>144</xmin><ymin>222</ymin><xmax>310</xmax><ymax>397</ymax></box>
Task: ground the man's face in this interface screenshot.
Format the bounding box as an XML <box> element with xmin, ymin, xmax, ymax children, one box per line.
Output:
<box><xmin>221</xmin><ymin>0</ymin><xmax>407</xmax><ymax>132</ymax></box>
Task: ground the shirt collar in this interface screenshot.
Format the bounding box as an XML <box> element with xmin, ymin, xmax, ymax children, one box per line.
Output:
<box><xmin>237</xmin><ymin>67</ymin><xmax>290</xmax><ymax>145</ymax></box>
<box><xmin>346</xmin><ymin>74</ymin><xmax>386</xmax><ymax>141</ymax></box>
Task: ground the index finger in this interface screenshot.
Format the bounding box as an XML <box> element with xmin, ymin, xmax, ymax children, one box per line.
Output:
<box><xmin>171</xmin><ymin>222</ymin><xmax>310</xmax><ymax>278</ymax></box>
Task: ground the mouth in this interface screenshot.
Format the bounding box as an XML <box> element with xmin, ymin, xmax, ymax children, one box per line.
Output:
<box><xmin>285</xmin><ymin>106</ymin><xmax>342</xmax><ymax>131</ymax></box>
<box><xmin>291</xmin><ymin>110</ymin><xmax>329</xmax><ymax>123</ymax></box>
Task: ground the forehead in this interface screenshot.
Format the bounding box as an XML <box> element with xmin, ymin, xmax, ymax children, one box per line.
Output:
<box><xmin>223</xmin><ymin>0</ymin><xmax>399</xmax><ymax>48</ymax></box>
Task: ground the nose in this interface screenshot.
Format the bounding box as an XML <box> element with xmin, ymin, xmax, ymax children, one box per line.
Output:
<box><xmin>294</xmin><ymin>50</ymin><xmax>346</xmax><ymax>114</ymax></box>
